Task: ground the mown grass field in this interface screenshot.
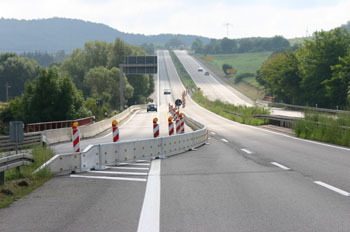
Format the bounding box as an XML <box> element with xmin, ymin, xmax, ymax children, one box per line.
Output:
<box><xmin>193</xmin><ymin>52</ymin><xmax>270</xmax><ymax>100</ymax></box>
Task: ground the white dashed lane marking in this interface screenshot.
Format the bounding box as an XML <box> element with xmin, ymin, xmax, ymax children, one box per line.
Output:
<box><xmin>314</xmin><ymin>181</ymin><xmax>350</xmax><ymax>196</ymax></box>
<box><xmin>271</xmin><ymin>162</ymin><xmax>290</xmax><ymax>170</ymax></box>
<box><xmin>221</xmin><ymin>139</ymin><xmax>229</xmax><ymax>143</ymax></box>
<box><xmin>241</xmin><ymin>149</ymin><xmax>252</xmax><ymax>154</ymax></box>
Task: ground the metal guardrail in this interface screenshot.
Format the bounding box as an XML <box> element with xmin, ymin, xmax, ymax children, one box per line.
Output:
<box><xmin>256</xmin><ymin>100</ymin><xmax>350</xmax><ymax>115</ymax></box>
<box><xmin>0</xmin><ymin>133</ymin><xmax>42</xmax><ymax>152</ymax></box>
<box><xmin>0</xmin><ymin>153</ymin><xmax>34</xmax><ymax>185</ymax></box>
<box><xmin>37</xmin><ymin>114</ymin><xmax>208</xmax><ymax>175</ymax></box>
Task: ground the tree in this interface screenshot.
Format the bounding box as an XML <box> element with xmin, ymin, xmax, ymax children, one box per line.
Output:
<box><xmin>60</xmin><ymin>48</ymin><xmax>87</xmax><ymax>91</ymax></box>
<box><xmin>84</xmin><ymin>40</ymin><xmax>111</xmax><ymax>69</ymax></box>
<box><xmin>21</xmin><ymin>68</ymin><xmax>87</xmax><ymax>123</ymax></box>
<box><xmin>257</xmin><ymin>52</ymin><xmax>301</xmax><ymax>104</ymax></box>
<box><xmin>323</xmin><ymin>52</ymin><xmax>350</xmax><ymax>107</ymax></box>
<box><xmin>220</xmin><ymin>37</ymin><xmax>237</xmax><ymax>53</ymax></box>
<box><xmin>191</xmin><ymin>38</ymin><xmax>203</xmax><ymax>53</ymax></box>
<box><xmin>0</xmin><ymin>54</ymin><xmax>40</xmax><ymax>101</ymax></box>
<box><xmin>298</xmin><ymin>28</ymin><xmax>350</xmax><ymax>107</ymax></box>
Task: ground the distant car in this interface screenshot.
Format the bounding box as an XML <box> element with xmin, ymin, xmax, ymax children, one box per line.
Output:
<box><xmin>164</xmin><ymin>89</ymin><xmax>171</xmax><ymax>95</ymax></box>
<box><xmin>198</xmin><ymin>67</ymin><xmax>203</xmax><ymax>72</ymax></box>
<box><xmin>147</xmin><ymin>103</ymin><xmax>157</xmax><ymax>112</ymax></box>
<box><xmin>204</xmin><ymin>71</ymin><xmax>210</xmax><ymax>76</ymax></box>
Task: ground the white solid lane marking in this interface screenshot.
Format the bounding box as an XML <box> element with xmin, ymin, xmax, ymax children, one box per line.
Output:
<box><xmin>210</xmin><ymin>132</ymin><xmax>216</xmax><ymax>135</ymax></box>
<box><xmin>271</xmin><ymin>162</ymin><xmax>290</xmax><ymax>170</ymax></box>
<box><xmin>137</xmin><ymin>159</ymin><xmax>160</xmax><ymax>232</ymax></box>
<box><xmin>70</xmin><ymin>175</ymin><xmax>146</xmax><ymax>182</ymax></box>
<box><xmin>221</xmin><ymin>139</ymin><xmax>229</xmax><ymax>143</ymax></box>
<box><xmin>108</xmin><ymin>167</ymin><xmax>149</xmax><ymax>170</ymax></box>
<box><xmin>241</xmin><ymin>149</ymin><xmax>252</xmax><ymax>154</ymax></box>
<box><xmin>117</xmin><ymin>162</ymin><xmax>151</xmax><ymax>166</ymax></box>
<box><xmin>120</xmin><ymin>110</ymin><xmax>140</xmax><ymax>128</ymax></box>
<box><xmin>88</xmin><ymin>171</ymin><xmax>148</xmax><ymax>176</ymax></box>
<box><xmin>314</xmin><ymin>181</ymin><xmax>350</xmax><ymax>196</ymax></box>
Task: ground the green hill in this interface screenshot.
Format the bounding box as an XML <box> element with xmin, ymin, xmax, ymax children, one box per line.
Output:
<box><xmin>0</xmin><ymin>17</ymin><xmax>210</xmax><ymax>53</ymax></box>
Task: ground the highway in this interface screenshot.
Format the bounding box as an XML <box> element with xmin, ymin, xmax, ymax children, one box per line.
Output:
<box><xmin>1</xmin><ymin>50</ymin><xmax>350</xmax><ymax>232</ymax></box>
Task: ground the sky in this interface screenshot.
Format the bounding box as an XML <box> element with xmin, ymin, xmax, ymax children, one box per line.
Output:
<box><xmin>0</xmin><ymin>0</ymin><xmax>349</xmax><ymax>39</ymax></box>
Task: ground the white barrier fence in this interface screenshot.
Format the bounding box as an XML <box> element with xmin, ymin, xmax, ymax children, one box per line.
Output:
<box><xmin>41</xmin><ymin>105</ymin><xmax>146</xmax><ymax>145</ymax></box>
<box><xmin>38</xmin><ymin>114</ymin><xmax>208</xmax><ymax>175</ymax></box>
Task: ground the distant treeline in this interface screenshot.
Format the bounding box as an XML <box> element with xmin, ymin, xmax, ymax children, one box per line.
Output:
<box><xmin>192</xmin><ymin>36</ymin><xmax>294</xmax><ymax>54</ymax></box>
<box><xmin>257</xmin><ymin>28</ymin><xmax>350</xmax><ymax>109</ymax></box>
<box><xmin>20</xmin><ymin>50</ymin><xmax>67</xmax><ymax>67</ymax></box>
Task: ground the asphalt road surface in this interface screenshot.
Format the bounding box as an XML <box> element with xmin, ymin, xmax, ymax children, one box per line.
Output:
<box><xmin>1</xmin><ymin>50</ymin><xmax>350</xmax><ymax>232</ymax></box>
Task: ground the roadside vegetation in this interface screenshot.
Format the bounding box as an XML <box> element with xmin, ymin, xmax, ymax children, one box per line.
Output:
<box><xmin>0</xmin><ymin>146</ymin><xmax>55</xmax><ymax>208</ymax></box>
<box><xmin>295</xmin><ymin>112</ymin><xmax>350</xmax><ymax>147</ymax></box>
<box><xmin>191</xmin><ymin>91</ymin><xmax>269</xmax><ymax>125</ymax></box>
<box><xmin>257</xmin><ymin>28</ymin><xmax>350</xmax><ymax>109</ymax></box>
<box><xmin>169</xmin><ymin>50</ymin><xmax>197</xmax><ymax>89</ymax></box>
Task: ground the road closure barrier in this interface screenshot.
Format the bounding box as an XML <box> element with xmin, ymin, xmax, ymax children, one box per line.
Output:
<box><xmin>112</xmin><ymin>120</ymin><xmax>119</xmax><ymax>142</ymax></box>
<box><xmin>37</xmin><ymin>113</ymin><xmax>208</xmax><ymax>175</ymax></box>
<box><xmin>41</xmin><ymin>105</ymin><xmax>146</xmax><ymax>145</ymax></box>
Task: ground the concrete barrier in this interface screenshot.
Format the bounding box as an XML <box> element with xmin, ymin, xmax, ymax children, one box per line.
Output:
<box><xmin>41</xmin><ymin>105</ymin><xmax>146</xmax><ymax>145</ymax></box>
<box><xmin>37</xmin><ymin>113</ymin><xmax>208</xmax><ymax>175</ymax></box>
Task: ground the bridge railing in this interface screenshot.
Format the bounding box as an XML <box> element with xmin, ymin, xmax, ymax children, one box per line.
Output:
<box><xmin>25</xmin><ymin>117</ymin><xmax>92</xmax><ymax>133</ymax></box>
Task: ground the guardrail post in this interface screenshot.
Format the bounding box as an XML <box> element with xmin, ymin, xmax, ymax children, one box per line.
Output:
<box><xmin>0</xmin><ymin>171</ymin><xmax>4</xmax><ymax>186</ymax></box>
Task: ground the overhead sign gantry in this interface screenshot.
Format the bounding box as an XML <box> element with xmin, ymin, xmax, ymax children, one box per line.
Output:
<box><xmin>119</xmin><ymin>56</ymin><xmax>157</xmax><ymax>110</ymax></box>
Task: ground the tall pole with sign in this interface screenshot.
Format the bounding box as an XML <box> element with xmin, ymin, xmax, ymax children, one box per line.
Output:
<box><xmin>119</xmin><ymin>56</ymin><xmax>157</xmax><ymax>111</ymax></box>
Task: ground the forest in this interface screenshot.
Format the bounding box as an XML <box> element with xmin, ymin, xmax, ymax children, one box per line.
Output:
<box><xmin>0</xmin><ymin>38</ymin><xmax>155</xmax><ymax>132</ymax></box>
<box><xmin>256</xmin><ymin>27</ymin><xmax>350</xmax><ymax>109</ymax></box>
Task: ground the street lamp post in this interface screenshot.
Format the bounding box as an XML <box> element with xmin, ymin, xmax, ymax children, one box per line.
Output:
<box><xmin>5</xmin><ymin>82</ymin><xmax>11</xmax><ymax>102</ymax></box>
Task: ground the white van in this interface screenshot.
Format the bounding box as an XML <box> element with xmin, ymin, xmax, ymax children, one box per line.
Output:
<box><xmin>198</xmin><ymin>67</ymin><xmax>203</xmax><ymax>72</ymax></box>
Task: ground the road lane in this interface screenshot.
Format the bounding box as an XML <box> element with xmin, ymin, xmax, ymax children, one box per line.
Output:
<box><xmin>158</xmin><ymin>50</ymin><xmax>350</xmax><ymax>231</ymax></box>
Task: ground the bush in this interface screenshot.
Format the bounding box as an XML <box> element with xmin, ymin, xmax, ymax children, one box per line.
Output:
<box><xmin>222</xmin><ymin>64</ymin><xmax>233</xmax><ymax>75</ymax></box>
<box><xmin>234</xmin><ymin>73</ymin><xmax>255</xmax><ymax>83</ymax></box>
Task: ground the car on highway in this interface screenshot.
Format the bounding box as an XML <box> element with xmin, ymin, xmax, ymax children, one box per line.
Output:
<box><xmin>164</xmin><ymin>89</ymin><xmax>171</xmax><ymax>95</ymax></box>
<box><xmin>146</xmin><ymin>103</ymin><xmax>157</xmax><ymax>112</ymax></box>
<box><xmin>204</xmin><ymin>71</ymin><xmax>209</xmax><ymax>76</ymax></box>
<box><xmin>198</xmin><ymin>67</ymin><xmax>203</xmax><ymax>72</ymax></box>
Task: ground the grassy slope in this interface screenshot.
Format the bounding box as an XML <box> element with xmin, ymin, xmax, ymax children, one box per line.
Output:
<box><xmin>0</xmin><ymin>146</ymin><xmax>54</xmax><ymax>208</ymax></box>
<box><xmin>193</xmin><ymin>52</ymin><xmax>270</xmax><ymax>101</ymax></box>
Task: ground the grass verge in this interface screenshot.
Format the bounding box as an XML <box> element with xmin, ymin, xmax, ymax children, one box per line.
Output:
<box><xmin>191</xmin><ymin>91</ymin><xmax>269</xmax><ymax>126</ymax></box>
<box><xmin>169</xmin><ymin>50</ymin><xmax>197</xmax><ymax>89</ymax></box>
<box><xmin>294</xmin><ymin>112</ymin><xmax>350</xmax><ymax>147</ymax></box>
<box><xmin>192</xmin><ymin>53</ymin><xmax>266</xmax><ymax>101</ymax></box>
<box><xmin>0</xmin><ymin>146</ymin><xmax>54</xmax><ymax>208</ymax></box>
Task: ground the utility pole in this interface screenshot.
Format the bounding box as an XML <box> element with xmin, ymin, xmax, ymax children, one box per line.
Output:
<box><xmin>5</xmin><ymin>82</ymin><xmax>11</xmax><ymax>102</ymax></box>
<box><xmin>224</xmin><ymin>23</ymin><xmax>232</xmax><ymax>38</ymax></box>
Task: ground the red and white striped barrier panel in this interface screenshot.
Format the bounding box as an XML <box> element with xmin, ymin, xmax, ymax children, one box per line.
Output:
<box><xmin>176</xmin><ymin>117</ymin><xmax>181</xmax><ymax>134</ymax></box>
<box><xmin>168</xmin><ymin>116</ymin><xmax>174</xmax><ymax>136</ymax></box>
<box><xmin>180</xmin><ymin>113</ymin><xmax>185</xmax><ymax>133</ymax></box>
<box><xmin>72</xmin><ymin>122</ymin><xmax>80</xmax><ymax>153</ymax></box>
<box><xmin>153</xmin><ymin>117</ymin><xmax>159</xmax><ymax>138</ymax></box>
<box><xmin>112</xmin><ymin>120</ymin><xmax>119</xmax><ymax>142</ymax></box>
